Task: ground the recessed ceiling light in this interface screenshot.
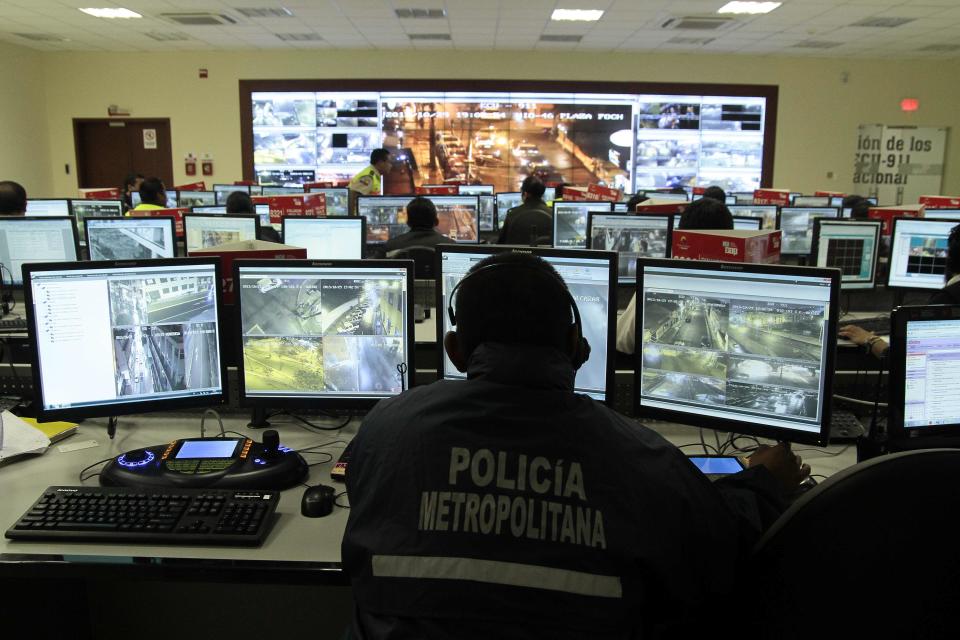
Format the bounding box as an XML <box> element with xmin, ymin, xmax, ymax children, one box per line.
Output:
<box><xmin>551</xmin><ymin>9</ymin><xmax>604</xmax><ymax>22</ymax></box>
<box><xmin>717</xmin><ymin>2</ymin><xmax>781</xmax><ymax>15</ymax></box>
<box><xmin>79</xmin><ymin>7</ymin><xmax>142</xmax><ymax>19</ymax></box>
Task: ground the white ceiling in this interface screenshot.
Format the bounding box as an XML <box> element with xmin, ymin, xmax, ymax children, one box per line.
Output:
<box><xmin>1</xmin><ymin>0</ymin><xmax>960</xmax><ymax>58</ymax></box>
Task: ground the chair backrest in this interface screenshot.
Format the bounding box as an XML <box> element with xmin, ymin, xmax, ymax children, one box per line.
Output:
<box><xmin>385</xmin><ymin>245</ymin><xmax>436</xmax><ymax>279</ymax></box>
<box><xmin>750</xmin><ymin>448</ymin><xmax>960</xmax><ymax>639</ymax></box>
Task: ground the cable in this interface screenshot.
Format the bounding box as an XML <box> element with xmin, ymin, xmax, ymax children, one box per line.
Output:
<box><xmin>834</xmin><ymin>393</ymin><xmax>888</xmax><ymax>408</ymax></box>
<box><xmin>678</xmin><ymin>442</ymin><xmax>719</xmax><ymax>454</ymax></box>
<box><xmin>870</xmin><ymin>355</ymin><xmax>886</xmax><ymax>438</ymax></box>
<box><xmin>199</xmin><ymin>409</ymin><xmax>226</xmax><ymax>438</ymax></box>
<box><xmin>334</xmin><ymin>490</ymin><xmax>350</xmax><ymax>509</ymax></box>
<box><xmin>296</xmin><ymin>439</ymin><xmax>350</xmax><ymax>453</ymax></box>
<box><xmin>280</xmin><ymin>412</ymin><xmax>352</xmax><ymax>433</ymax></box>
<box><xmin>793</xmin><ymin>445</ymin><xmax>851</xmax><ymax>458</ymax></box>
<box><xmin>78</xmin><ymin>456</ymin><xmax>114</xmax><ymax>482</ymax></box>
<box><xmin>305</xmin><ymin>452</ymin><xmax>335</xmax><ymax>466</ymax></box>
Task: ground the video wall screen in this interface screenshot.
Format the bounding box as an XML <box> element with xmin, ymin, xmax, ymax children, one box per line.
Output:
<box><xmin>244</xmin><ymin>83</ymin><xmax>774</xmax><ymax>195</ymax></box>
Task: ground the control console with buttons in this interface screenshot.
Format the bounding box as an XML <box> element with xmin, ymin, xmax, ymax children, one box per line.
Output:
<box><xmin>100</xmin><ymin>431</ymin><xmax>308</xmax><ymax>490</ymax></box>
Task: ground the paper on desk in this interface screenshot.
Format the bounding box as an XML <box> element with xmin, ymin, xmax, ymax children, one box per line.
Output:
<box><xmin>0</xmin><ymin>410</ymin><xmax>51</xmax><ymax>463</ymax></box>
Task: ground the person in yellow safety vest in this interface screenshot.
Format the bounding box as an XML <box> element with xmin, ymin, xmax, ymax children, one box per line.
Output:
<box><xmin>349</xmin><ymin>148</ymin><xmax>393</xmax><ymax>197</ymax></box>
<box><xmin>129</xmin><ymin>177</ymin><xmax>171</xmax><ymax>215</ymax></box>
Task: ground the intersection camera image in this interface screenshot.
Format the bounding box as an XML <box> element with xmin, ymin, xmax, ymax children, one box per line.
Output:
<box><xmin>88</xmin><ymin>224</ymin><xmax>170</xmax><ymax>260</ymax></box>
<box><xmin>727</xmin><ymin>300</ymin><xmax>823</xmax><ymax>362</ymax></box>
<box><xmin>641</xmin><ymin>370</ymin><xmax>726</xmax><ymax>405</ymax></box>
<box><xmin>109</xmin><ymin>276</ymin><xmax>217</xmax><ymax>326</ymax></box>
<box><xmin>243</xmin><ymin>336</ymin><xmax>324</xmax><ymax>392</ymax></box>
<box><xmin>641</xmin><ymin>293</ymin><xmax>728</xmax><ymax>350</ymax></box>
<box><xmin>726</xmin><ymin>382</ymin><xmax>818</xmax><ymax>418</ymax></box>
<box><xmin>113</xmin><ymin>323</ymin><xmax>219</xmax><ymax>397</ymax></box>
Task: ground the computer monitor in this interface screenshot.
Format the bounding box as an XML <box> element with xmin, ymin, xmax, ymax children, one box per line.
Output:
<box><xmin>733</xmin><ymin>216</ymin><xmax>763</xmax><ymax>231</ymax></box>
<box><xmin>613</xmin><ymin>203</ymin><xmax>629</xmax><ymax>213</ymax></box>
<box><xmin>478</xmin><ymin>195</ymin><xmax>495</xmax><ymax>232</ymax></box>
<box><xmin>234</xmin><ymin>259</ymin><xmax>414</xmax><ymax>409</ymax></box>
<box><xmin>777</xmin><ymin>207</ymin><xmax>841</xmax><ymax>255</ymax></box>
<box><xmin>357</xmin><ymin>196</ymin><xmax>409</xmax><ymax>243</ymax></box>
<box><xmin>70</xmin><ymin>199</ymin><xmax>124</xmax><ymax>242</ymax></box>
<box><xmin>190</xmin><ymin>204</ymin><xmax>272</xmax><ymax>226</ymax></box>
<box><xmin>177</xmin><ymin>191</ymin><xmax>218</xmax><ymax>208</ymax></box>
<box><xmin>0</xmin><ymin>217</ymin><xmax>79</xmax><ymax>286</ymax></box>
<box><xmin>588</xmin><ymin>213</ymin><xmax>672</xmax><ymax>284</ymax></box>
<box><xmin>887</xmin><ymin>217</ymin><xmax>958</xmax><ymax>290</ymax></box>
<box><xmin>261</xmin><ymin>186</ymin><xmax>304</xmax><ymax>196</ymax></box>
<box><xmin>732</xmin><ymin>192</ymin><xmax>756</xmax><ymax>204</ymax></box>
<box><xmin>25</xmin><ymin>199</ymin><xmax>71</xmax><ymax>217</ymax></box>
<box><xmin>495</xmin><ymin>192</ymin><xmax>522</xmax><ymax>229</ymax></box>
<box><xmin>214</xmin><ymin>184</ymin><xmax>248</xmax><ymax>204</ymax></box>
<box><xmin>543</xmin><ymin>187</ymin><xmax>557</xmax><ymax>202</ymax></box>
<box><xmin>923</xmin><ymin>209</ymin><xmax>960</xmax><ymax>222</ymax></box>
<box><xmin>358</xmin><ymin>195</ymin><xmax>480</xmax><ymax>244</ymax></box>
<box><xmin>788</xmin><ymin>192</ymin><xmax>802</xmax><ymax>205</ymax></box>
<box><xmin>430</xmin><ymin>195</ymin><xmax>480</xmax><ymax>243</ymax></box>
<box><xmin>553</xmin><ymin>202</ymin><xmax>612</xmax><ymax>248</ymax></box>
<box><xmin>436</xmin><ymin>245</ymin><xmax>617</xmax><ymax>403</ymax></box>
<box><xmin>281</xmin><ymin>217</ymin><xmax>365</xmax><ymax>259</ymax></box>
<box><xmin>642</xmin><ymin>192</ymin><xmax>689</xmax><ymax>203</ymax></box>
<box><xmin>888</xmin><ymin>304</ymin><xmax>960</xmax><ymax>440</ymax></box>
<box><xmin>306</xmin><ymin>187</ymin><xmax>350</xmax><ymax>216</ymax></box>
<box><xmin>459</xmin><ymin>184</ymin><xmax>494</xmax><ymax>196</ymax></box>
<box><xmin>812</xmin><ymin>219</ymin><xmax>881</xmax><ymax>290</ymax></box>
<box><xmin>634</xmin><ymin>259</ymin><xmax>839</xmax><ymax>446</ymax></box>
<box><xmin>131</xmin><ymin>190</ymin><xmax>178</xmax><ymax>208</ymax></box>
<box><xmin>725</xmin><ymin>195</ymin><xmax>737</xmax><ymax>205</ymax></box>
<box><xmin>84</xmin><ymin>217</ymin><xmax>178</xmax><ymax>261</ymax></box>
<box><xmin>866</xmin><ymin>196</ymin><xmax>878</xmax><ymax>205</ymax></box>
<box><xmin>793</xmin><ymin>196</ymin><xmax>831</xmax><ymax>208</ymax></box>
<box><xmin>24</xmin><ymin>259</ymin><xmax>226</xmax><ymax>421</ymax></box>
<box><xmin>183</xmin><ymin>213</ymin><xmax>259</xmax><ymax>255</ymax></box>
<box><xmin>830</xmin><ymin>196</ymin><xmax>845</xmax><ymax>208</ymax></box>
<box><xmin>728</xmin><ymin>205</ymin><xmax>778</xmax><ymax>230</ymax></box>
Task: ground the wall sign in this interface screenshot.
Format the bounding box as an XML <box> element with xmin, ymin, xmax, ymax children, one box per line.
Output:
<box><xmin>853</xmin><ymin>124</ymin><xmax>948</xmax><ymax>204</ymax></box>
<box><xmin>143</xmin><ymin>128</ymin><xmax>158</xmax><ymax>150</ymax></box>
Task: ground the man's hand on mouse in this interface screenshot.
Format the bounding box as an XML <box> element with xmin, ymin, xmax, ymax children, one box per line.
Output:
<box><xmin>748</xmin><ymin>442</ymin><xmax>811</xmax><ymax>494</ymax></box>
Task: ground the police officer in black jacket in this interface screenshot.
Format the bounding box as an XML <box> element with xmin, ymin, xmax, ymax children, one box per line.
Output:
<box><xmin>343</xmin><ymin>251</ymin><xmax>808</xmax><ymax>640</ymax></box>
<box><xmin>497</xmin><ymin>176</ymin><xmax>552</xmax><ymax>245</ymax></box>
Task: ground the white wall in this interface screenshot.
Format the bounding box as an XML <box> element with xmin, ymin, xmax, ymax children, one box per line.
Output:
<box><xmin>0</xmin><ymin>41</ymin><xmax>51</xmax><ymax>196</ymax></box>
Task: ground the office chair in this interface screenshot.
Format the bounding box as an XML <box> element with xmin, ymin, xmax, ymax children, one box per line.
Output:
<box><xmin>750</xmin><ymin>449</ymin><xmax>960</xmax><ymax>639</ymax></box>
<box><xmin>386</xmin><ymin>245</ymin><xmax>436</xmax><ymax>279</ymax></box>
<box><xmin>530</xmin><ymin>235</ymin><xmax>552</xmax><ymax>247</ymax></box>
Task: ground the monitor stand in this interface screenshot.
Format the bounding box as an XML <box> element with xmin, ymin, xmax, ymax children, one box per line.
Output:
<box><xmin>107</xmin><ymin>416</ymin><xmax>118</xmax><ymax>440</ymax></box>
<box><xmin>248</xmin><ymin>407</ymin><xmax>271</xmax><ymax>429</ymax></box>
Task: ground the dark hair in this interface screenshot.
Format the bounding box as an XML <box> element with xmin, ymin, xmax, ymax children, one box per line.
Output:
<box><xmin>405</xmin><ymin>196</ymin><xmax>437</xmax><ymax>229</ymax></box>
<box><xmin>626</xmin><ymin>193</ymin><xmax>645</xmax><ymax>212</ymax></box>
<box><xmin>122</xmin><ymin>173</ymin><xmax>144</xmax><ymax>189</ymax></box>
<box><xmin>454</xmin><ymin>252</ymin><xmax>572</xmax><ymax>358</ymax></box>
<box><xmin>258</xmin><ymin>226</ymin><xmax>282</xmax><ymax>243</ymax></box>
<box><xmin>226</xmin><ymin>191</ymin><xmax>256</xmax><ymax>214</ymax></box>
<box><xmin>702</xmin><ymin>186</ymin><xmax>727</xmax><ymax>203</ymax></box>
<box><xmin>138</xmin><ymin>177</ymin><xmax>167</xmax><ymax>206</ymax></box>
<box><xmin>679</xmin><ymin>198</ymin><xmax>734</xmax><ymax>230</ymax></box>
<box><xmin>520</xmin><ymin>176</ymin><xmax>546</xmax><ymax>200</ymax></box>
<box><xmin>370</xmin><ymin>148</ymin><xmax>391</xmax><ymax>165</ymax></box>
<box><xmin>843</xmin><ymin>194</ymin><xmax>871</xmax><ymax>219</ymax></box>
<box><xmin>0</xmin><ymin>181</ymin><xmax>27</xmax><ymax>215</ymax></box>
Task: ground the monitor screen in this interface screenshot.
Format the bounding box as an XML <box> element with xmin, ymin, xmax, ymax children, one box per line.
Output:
<box><xmin>25</xmin><ymin>199</ymin><xmax>71</xmax><ymax>217</ymax></box>
<box><xmin>732</xmin><ymin>216</ymin><xmax>763</xmax><ymax>231</ymax></box>
<box><xmin>307</xmin><ymin>188</ymin><xmax>350</xmax><ymax>216</ymax></box>
<box><xmin>889</xmin><ymin>305</ymin><xmax>960</xmax><ymax>438</ymax></box>
<box><xmin>923</xmin><ymin>209</ymin><xmax>960</xmax><ymax>222</ymax></box>
<box><xmin>183</xmin><ymin>214</ymin><xmax>259</xmax><ymax>254</ymax></box>
<box><xmin>634</xmin><ymin>259</ymin><xmax>838</xmax><ymax>446</ymax></box>
<box><xmin>131</xmin><ymin>190</ymin><xmax>178</xmax><ymax>208</ymax></box>
<box><xmin>642</xmin><ymin>192</ymin><xmax>689</xmax><ymax>203</ymax></box>
<box><xmin>70</xmin><ymin>199</ymin><xmax>124</xmax><ymax>242</ymax></box>
<box><xmin>733</xmin><ymin>194</ymin><xmax>755</xmax><ymax>205</ymax></box>
<box><xmin>190</xmin><ymin>204</ymin><xmax>272</xmax><ymax>226</ymax></box>
<box><xmin>725</xmin><ymin>196</ymin><xmax>737</xmax><ymax>205</ymax></box>
<box><xmin>866</xmin><ymin>196</ymin><xmax>878</xmax><ymax>205</ymax></box>
<box><xmin>728</xmin><ymin>205</ymin><xmax>777</xmax><ymax>229</ymax></box>
<box><xmin>282</xmin><ymin>217</ymin><xmax>365</xmax><ymax>259</ymax></box>
<box><xmin>437</xmin><ymin>246</ymin><xmax>616</xmax><ymax>403</ymax></box>
<box><xmin>235</xmin><ymin>260</ymin><xmax>414</xmax><ymax>408</ymax></box>
<box><xmin>85</xmin><ymin>217</ymin><xmax>177</xmax><ymax>261</ymax></box>
<box><xmin>429</xmin><ymin>195</ymin><xmax>480</xmax><ymax>243</ymax></box>
<box><xmin>0</xmin><ymin>217</ymin><xmax>79</xmax><ymax>286</ymax></box>
<box><xmin>214</xmin><ymin>184</ymin><xmax>249</xmax><ymax>204</ymax></box>
<box><xmin>459</xmin><ymin>184</ymin><xmax>494</xmax><ymax>196</ymax></box>
<box><xmin>543</xmin><ymin>187</ymin><xmax>557</xmax><ymax>202</ymax></box>
<box><xmin>812</xmin><ymin>219</ymin><xmax>881</xmax><ymax>290</ymax></box>
<box><xmin>613</xmin><ymin>203</ymin><xmax>629</xmax><ymax>213</ymax></box>
<box><xmin>495</xmin><ymin>192</ymin><xmax>522</xmax><ymax>229</ymax></box>
<box><xmin>792</xmin><ymin>196</ymin><xmax>830</xmax><ymax>207</ymax></box>
<box><xmin>261</xmin><ymin>186</ymin><xmax>304</xmax><ymax>196</ymax></box>
<box><xmin>177</xmin><ymin>191</ymin><xmax>218</xmax><ymax>208</ymax></box>
<box><xmin>887</xmin><ymin>218</ymin><xmax>958</xmax><ymax>290</ymax></box>
<box><xmin>553</xmin><ymin>202</ymin><xmax>612</xmax><ymax>248</ymax></box>
<box><xmin>777</xmin><ymin>207</ymin><xmax>841</xmax><ymax>255</ymax></box>
<box><xmin>357</xmin><ymin>196</ymin><xmax>409</xmax><ymax>243</ymax></box>
<box><xmin>478</xmin><ymin>195</ymin><xmax>495</xmax><ymax>232</ymax></box>
<box><xmin>830</xmin><ymin>196</ymin><xmax>845</xmax><ymax>208</ymax></box>
<box><xmin>588</xmin><ymin>213</ymin><xmax>672</xmax><ymax>284</ymax></box>
<box><xmin>25</xmin><ymin>260</ymin><xmax>225</xmax><ymax>420</ymax></box>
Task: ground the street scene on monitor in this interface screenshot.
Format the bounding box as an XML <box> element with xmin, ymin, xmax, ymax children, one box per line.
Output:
<box><xmin>590</xmin><ymin>224</ymin><xmax>668</xmax><ymax>278</ymax></box>
<box><xmin>239</xmin><ymin>275</ymin><xmax>406</xmax><ymax>395</ymax></box>
<box><xmin>640</xmin><ymin>291</ymin><xmax>825</xmax><ymax>420</ymax></box>
<box><xmin>554</xmin><ymin>206</ymin><xmax>590</xmax><ymax>247</ymax></box>
<box><xmin>89</xmin><ymin>224</ymin><xmax>170</xmax><ymax>260</ymax></box>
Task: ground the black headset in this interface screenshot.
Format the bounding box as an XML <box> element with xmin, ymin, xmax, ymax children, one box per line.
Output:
<box><xmin>446</xmin><ymin>261</ymin><xmax>591</xmax><ymax>370</ymax></box>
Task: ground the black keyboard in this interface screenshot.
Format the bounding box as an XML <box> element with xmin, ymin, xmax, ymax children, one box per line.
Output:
<box><xmin>6</xmin><ymin>486</ymin><xmax>280</xmax><ymax>546</ymax></box>
<box><xmin>0</xmin><ymin>318</ymin><xmax>27</xmax><ymax>332</ymax></box>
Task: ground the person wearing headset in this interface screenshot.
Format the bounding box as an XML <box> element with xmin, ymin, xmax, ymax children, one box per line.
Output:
<box><xmin>342</xmin><ymin>251</ymin><xmax>806</xmax><ymax>640</ymax></box>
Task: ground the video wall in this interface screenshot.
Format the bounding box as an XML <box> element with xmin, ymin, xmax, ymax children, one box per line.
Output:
<box><xmin>246</xmin><ymin>85</ymin><xmax>773</xmax><ymax>195</ymax></box>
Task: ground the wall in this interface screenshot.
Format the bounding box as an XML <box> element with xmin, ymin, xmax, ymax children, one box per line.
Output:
<box><xmin>0</xmin><ymin>40</ymin><xmax>51</xmax><ymax>196</ymax></box>
<box><xmin>36</xmin><ymin>48</ymin><xmax>960</xmax><ymax>198</ymax></box>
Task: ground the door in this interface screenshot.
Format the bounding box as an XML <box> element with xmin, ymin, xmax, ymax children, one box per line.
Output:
<box><xmin>74</xmin><ymin>118</ymin><xmax>174</xmax><ymax>189</ymax></box>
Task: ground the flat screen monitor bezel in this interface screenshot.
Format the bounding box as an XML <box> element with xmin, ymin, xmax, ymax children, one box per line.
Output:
<box><xmin>233</xmin><ymin>258</ymin><xmax>416</xmax><ymax>410</ymax></box>
<box><xmin>792</xmin><ymin>196</ymin><xmax>831</xmax><ymax>208</ymax></box>
<box><xmin>83</xmin><ymin>216</ymin><xmax>179</xmax><ymax>260</ymax></box>
<box><xmin>458</xmin><ymin>184</ymin><xmax>495</xmax><ymax>196</ymax></box>
<box><xmin>922</xmin><ymin>209</ymin><xmax>960</xmax><ymax>222</ymax></box>
<box><xmin>887</xmin><ymin>304</ymin><xmax>960</xmax><ymax>441</ymax></box>
<box><xmin>633</xmin><ymin>257</ymin><xmax>839</xmax><ymax>446</ymax></box>
<box><xmin>776</xmin><ymin>206</ymin><xmax>841</xmax><ymax>256</ymax></box>
<box><xmin>24</xmin><ymin>257</ymin><xmax>228</xmax><ymax>422</ymax></box>
<box><xmin>281</xmin><ymin>215</ymin><xmax>366</xmax><ymax>259</ymax></box>
<box><xmin>433</xmin><ymin>244</ymin><xmax>618</xmax><ymax>406</ymax></box>
<box><xmin>552</xmin><ymin>201</ymin><xmax>613</xmax><ymax>249</ymax></box>
<box><xmin>0</xmin><ymin>216</ymin><xmax>80</xmax><ymax>288</ymax></box>
<box><xmin>728</xmin><ymin>204</ymin><xmax>778</xmax><ymax>229</ymax></box>
<box><xmin>357</xmin><ymin>195</ymin><xmax>414</xmax><ymax>244</ymax></box>
<box><xmin>182</xmin><ymin>213</ymin><xmax>261</xmax><ymax>255</ymax></box>
<box><xmin>585</xmin><ymin>212</ymin><xmax>673</xmax><ymax>285</ymax></box>
<box><xmin>732</xmin><ymin>216</ymin><xmax>764</xmax><ymax>231</ymax></box>
<box><xmin>424</xmin><ymin>194</ymin><xmax>481</xmax><ymax>244</ymax></box>
<box><xmin>132</xmin><ymin>190</ymin><xmax>179</xmax><ymax>209</ymax></box>
<box><xmin>886</xmin><ymin>217</ymin><xmax>958</xmax><ymax>291</ymax></box>
<box><xmin>25</xmin><ymin>198</ymin><xmax>73</xmax><ymax>217</ymax></box>
<box><xmin>305</xmin><ymin>187</ymin><xmax>350</xmax><ymax>216</ymax></box>
<box><xmin>811</xmin><ymin>218</ymin><xmax>881</xmax><ymax>291</ymax></box>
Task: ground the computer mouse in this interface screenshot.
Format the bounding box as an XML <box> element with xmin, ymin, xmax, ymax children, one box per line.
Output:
<box><xmin>301</xmin><ymin>484</ymin><xmax>336</xmax><ymax>518</ymax></box>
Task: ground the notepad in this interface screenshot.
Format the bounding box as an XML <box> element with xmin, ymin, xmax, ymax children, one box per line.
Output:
<box><xmin>0</xmin><ymin>411</ymin><xmax>51</xmax><ymax>463</ymax></box>
<box><xmin>19</xmin><ymin>417</ymin><xmax>78</xmax><ymax>444</ymax></box>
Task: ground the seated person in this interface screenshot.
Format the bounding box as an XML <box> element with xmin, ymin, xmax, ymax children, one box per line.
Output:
<box><xmin>841</xmin><ymin>223</ymin><xmax>960</xmax><ymax>355</ymax></box>
<box><xmin>383</xmin><ymin>196</ymin><xmax>450</xmax><ymax>254</ymax></box>
<box><xmin>701</xmin><ymin>185</ymin><xmax>727</xmax><ymax>203</ymax></box>
<box><xmin>119</xmin><ymin>173</ymin><xmax>144</xmax><ymax>212</ymax></box>
<box><xmin>498</xmin><ymin>176</ymin><xmax>552</xmax><ymax>245</ymax></box>
<box><xmin>226</xmin><ymin>191</ymin><xmax>281</xmax><ymax>243</ymax></box>
<box><xmin>625</xmin><ymin>192</ymin><xmax>646</xmax><ymax>212</ymax></box>
<box><xmin>0</xmin><ymin>181</ymin><xmax>27</xmax><ymax>216</ymax></box>
<box><xmin>131</xmin><ymin>177</ymin><xmax>169</xmax><ymax>211</ymax></box>
<box><xmin>343</xmin><ymin>252</ymin><xmax>806</xmax><ymax>639</ymax></box>
<box><xmin>842</xmin><ymin>194</ymin><xmax>872</xmax><ymax>219</ymax></box>
<box><xmin>616</xmin><ymin>198</ymin><xmax>734</xmax><ymax>353</ymax></box>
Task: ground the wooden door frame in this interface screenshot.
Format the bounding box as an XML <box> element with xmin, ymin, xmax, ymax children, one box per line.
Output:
<box><xmin>72</xmin><ymin>117</ymin><xmax>173</xmax><ymax>188</ymax></box>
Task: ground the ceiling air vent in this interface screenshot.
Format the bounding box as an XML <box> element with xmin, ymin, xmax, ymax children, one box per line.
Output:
<box><xmin>15</xmin><ymin>33</ymin><xmax>68</xmax><ymax>42</ymax></box>
<box><xmin>540</xmin><ymin>34</ymin><xmax>583</xmax><ymax>42</ymax></box>
<box><xmin>396</xmin><ymin>9</ymin><xmax>447</xmax><ymax>19</ymax></box>
<box><xmin>666</xmin><ymin>36</ymin><xmax>715</xmax><ymax>45</ymax></box>
<box><xmin>276</xmin><ymin>33</ymin><xmax>324</xmax><ymax>41</ymax></box>
<box><xmin>662</xmin><ymin>16</ymin><xmax>737</xmax><ymax>31</ymax></box>
<box><xmin>235</xmin><ymin>8</ymin><xmax>295</xmax><ymax>18</ymax></box>
<box><xmin>160</xmin><ymin>12</ymin><xmax>238</xmax><ymax>26</ymax></box>
<box><xmin>850</xmin><ymin>17</ymin><xmax>915</xmax><ymax>28</ymax></box>
<box><xmin>918</xmin><ymin>43</ymin><xmax>960</xmax><ymax>52</ymax></box>
<box><xmin>408</xmin><ymin>33</ymin><xmax>452</xmax><ymax>40</ymax></box>
<box><xmin>144</xmin><ymin>32</ymin><xmax>191</xmax><ymax>42</ymax></box>
<box><xmin>792</xmin><ymin>40</ymin><xmax>841</xmax><ymax>49</ymax></box>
